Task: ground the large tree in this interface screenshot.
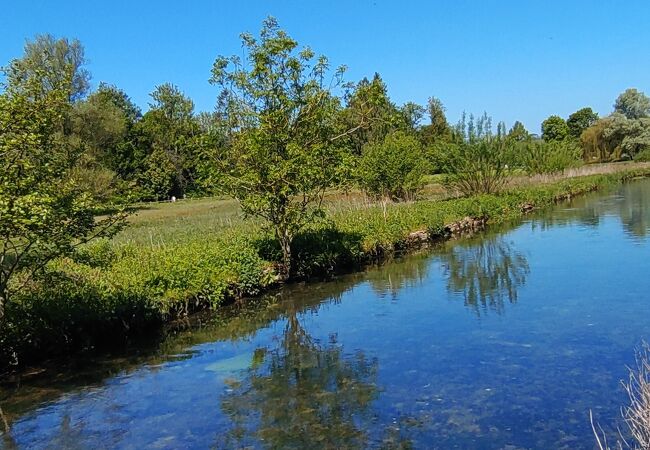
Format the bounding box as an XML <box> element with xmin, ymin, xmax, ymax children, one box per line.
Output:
<box><xmin>507</xmin><ymin>121</ymin><xmax>530</xmax><ymax>142</ymax></box>
<box><xmin>208</xmin><ymin>18</ymin><xmax>359</xmax><ymax>277</ymax></box>
<box><xmin>340</xmin><ymin>73</ymin><xmax>405</xmax><ymax>154</ymax></box>
<box><xmin>358</xmin><ymin>131</ymin><xmax>428</xmax><ymax>204</ymax></box>
<box><xmin>140</xmin><ymin>83</ymin><xmax>199</xmax><ymax>199</ymax></box>
<box><xmin>5</xmin><ymin>34</ymin><xmax>90</xmax><ymax>102</ymax></box>
<box><xmin>541</xmin><ymin>115</ymin><xmax>569</xmax><ymax>141</ymax></box>
<box><xmin>0</xmin><ymin>74</ymin><xmax>125</xmax><ymax>321</ymax></box>
<box><xmin>566</xmin><ymin>107</ymin><xmax>598</xmax><ymax>139</ymax></box>
<box><xmin>614</xmin><ymin>88</ymin><xmax>650</xmax><ymax>120</ymax></box>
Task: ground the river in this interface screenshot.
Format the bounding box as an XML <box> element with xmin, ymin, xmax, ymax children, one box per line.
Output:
<box><xmin>1</xmin><ymin>179</ymin><xmax>650</xmax><ymax>449</ymax></box>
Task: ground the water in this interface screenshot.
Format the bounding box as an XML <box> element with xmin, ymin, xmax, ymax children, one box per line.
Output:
<box><xmin>2</xmin><ymin>179</ymin><xmax>650</xmax><ymax>449</ymax></box>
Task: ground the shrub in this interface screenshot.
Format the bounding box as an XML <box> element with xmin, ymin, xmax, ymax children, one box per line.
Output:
<box><xmin>437</xmin><ymin>137</ymin><xmax>511</xmax><ymax>195</ymax></box>
<box><xmin>358</xmin><ymin>131</ymin><xmax>429</xmax><ymax>201</ymax></box>
<box><xmin>518</xmin><ymin>139</ymin><xmax>582</xmax><ymax>174</ymax></box>
<box><xmin>635</xmin><ymin>148</ymin><xmax>650</xmax><ymax>162</ymax></box>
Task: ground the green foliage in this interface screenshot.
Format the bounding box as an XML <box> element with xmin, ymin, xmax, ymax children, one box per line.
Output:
<box><xmin>139</xmin><ymin>83</ymin><xmax>200</xmax><ymax>199</ymax></box>
<box><xmin>634</xmin><ymin>148</ymin><xmax>650</xmax><ymax>162</ymax></box>
<box><xmin>358</xmin><ymin>131</ymin><xmax>429</xmax><ymax>201</ymax></box>
<box><xmin>582</xmin><ymin>114</ymin><xmax>650</xmax><ymax>161</ymax></box>
<box><xmin>541</xmin><ymin>115</ymin><xmax>569</xmax><ymax>141</ymax></box>
<box><xmin>432</xmin><ymin>114</ymin><xmax>511</xmax><ymax>195</ymax></box>
<box><xmin>419</xmin><ymin>97</ymin><xmax>452</xmax><ymax>146</ymax></box>
<box><xmin>207</xmin><ymin>17</ymin><xmax>355</xmax><ymax>276</ymax></box>
<box><xmin>2</xmin><ymin>168</ymin><xmax>650</xmax><ymax>370</ymax></box>
<box><xmin>567</xmin><ymin>107</ymin><xmax>598</xmax><ymax>139</ymax></box>
<box><xmin>400</xmin><ymin>101</ymin><xmax>425</xmax><ymax>130</ymax></box>
<box><xmin>507</xmin><ymin>121</ymin><xmax>530</xmax><ymax>142</ymax></box>
<box><xmin>4</xmin><ymin>34</ymin><xmax>91</xmax><ymax>102</ymax></box>
<box><xmin>439</xmin><ymin>138</ymin><xmax>511</xmax><ymax>195</ymax></box>
<box><xmin>614</xmin><ymin>88</ymin><xmax>650</xmax><ymax>120</ymax></box>
<box><xmin>339</xmin><ymin>73</ymin><xmax>407</xmax><ymax>153</ymax></box>
<box><xmin>518</xmin><ymin>139</ymin><xmax>582</xmax><ymax>174</ymax></box>
<box><xmin>0</xmin><ymin>74</ymin><xmax>126</xmax><ymax>322</ymax></box>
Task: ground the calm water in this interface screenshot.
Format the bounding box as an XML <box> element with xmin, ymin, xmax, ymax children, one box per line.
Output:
<box><xmin>2</xmin><ymin>180</ymin><xmax>650</xmax><ymax>449</ymax></box>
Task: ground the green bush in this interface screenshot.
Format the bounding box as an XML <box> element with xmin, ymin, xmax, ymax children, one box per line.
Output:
<box><xmin>436</xmin><ymin>137</ymin><xmax>511</xmax><ymax>195</ymax></box>
<box><xmin>358</xmin><ymin>131</ymin><xmax>429</xmax><ymax>201</ymax></box>
<box><xmin>634</xmin><ymin>148</ymin><xmax>650</xmax><ymax>162</ymax></box>
<box><xmin>517</xmin><ymin>139</ymin><xmax>582</xmax><ymax>174</ymax></box>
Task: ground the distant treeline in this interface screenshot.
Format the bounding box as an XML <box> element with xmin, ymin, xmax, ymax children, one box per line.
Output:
<box><xmin>3</xmin><ymin>31</ymin><xmax>649</xmax><ymax>205</ymax></box>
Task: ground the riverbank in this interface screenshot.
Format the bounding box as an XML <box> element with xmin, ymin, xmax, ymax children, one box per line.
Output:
<box><xmin>2</xmin><ymin>166</ymin><xmax>650</xmax><ymax>373</ymax></box>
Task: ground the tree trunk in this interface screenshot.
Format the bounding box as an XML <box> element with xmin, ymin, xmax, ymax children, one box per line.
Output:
<box><xmin>277</xmin><ymin>229</ymin><xmax>292</xmax><ymax>281</ymax></box>
<box><xmin>0</xmin><ymin>288</ymin><xmax>5</xmax><ymax>323</ymax></box>
<box><xmin>0</xmin><ymin>403</ymin><xmax>9</xmax><ymax>435</ymax></box>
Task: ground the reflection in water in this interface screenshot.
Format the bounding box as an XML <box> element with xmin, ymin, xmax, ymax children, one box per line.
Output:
<box><xmin>363</xmin><ymin>235</ymin><xmax>530</xmax><ymax>316</ymax></box>
<box><xmin>218</xmin><ymin>308</ymin><xmax>381</xmax><ymax>449</ymax></box>
<box><xmin>439</xmin><ymin>235</ymin><xmax>530</xmax><ymax>315</ymax></box>
<box><xmin>367</xmin><ymin>254</ymin><xmax>430</xmax><ymax>300</ymax></box>
<box><xmin>536</xmin><ymin>181</ymin><xmax>650</xmax><ymax>240</ymax></box>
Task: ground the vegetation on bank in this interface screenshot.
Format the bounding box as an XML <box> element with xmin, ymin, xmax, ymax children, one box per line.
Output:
<box><xmin>1</xmin><ymin>167</ymin><xmax>649</xmax><ymax>371</ymax></box>
<box><xmin>3</xmin><ymin>18</ymin><xmax>650</xmax><ymax>373</ymax></box>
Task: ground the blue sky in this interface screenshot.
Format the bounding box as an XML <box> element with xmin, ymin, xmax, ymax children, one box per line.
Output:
<box><xmin>2</xmin><ymin>0</ymin><xmax>649</xmax><ymax>132</ymax></box>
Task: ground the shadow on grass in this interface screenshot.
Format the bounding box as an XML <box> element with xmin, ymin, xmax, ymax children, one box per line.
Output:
<box><xmin>254</xmin><ymin>226</ymin><xmax>366</xmax><ymax>280</ymax></box>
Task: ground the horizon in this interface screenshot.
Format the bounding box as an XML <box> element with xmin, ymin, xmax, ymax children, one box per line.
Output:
<box><xmin>2</xmin><ymin>0</ymin><xmax>650</xmax><ymax>132</ymax></box>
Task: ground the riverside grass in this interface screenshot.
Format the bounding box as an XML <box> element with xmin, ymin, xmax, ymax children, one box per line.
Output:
<box><xmin>2</xmin><ymin>167</ymin><xmax>650</xmax><ymax>370</ymax></box>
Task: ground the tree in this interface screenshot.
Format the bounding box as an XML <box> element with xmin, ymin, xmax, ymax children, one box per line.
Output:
<box><xmin>419</xmin><ymin>96</ymin><xmax>452</xmax><ymax>145</ymax></box>
<box><xmin>5</xmin><ymin>34</ymin><xmax>90</xmax><ymax>102</ymax></box>
<box><xmin>400</xmin><ymin>101</ymin><xmax>425</xmax><ymax>131</ymax></box>
<box><xmin>581</xmin><ymin>117</ymin><xmax>618</xmax><ymax>162</ymax></box>
<box><xmin>358</xmin><ymin>131</ymin><xmax>429</xmax><ymax>205</ymax></box>
<box><xmin>507</xmin><ymin>121</ymin><xmax>530</xmax><ymax>142</ymax></box>
<box><xmin>581</xmin><ymin>114</ymin><xmax>650</xmax><ymax>162</ymax></box>
<box><xmin>88</xmin><ymin>83</ymin><xmax>146</xmax><ymax>181</ymax></box>
<box><xmin>541</xmin><ymin>115</ymin><xmax>569</xmax><ymax>141</ymax></box>
<box><xmin>436</xmin><ymin>115</ymin><xmax>512</xmax><ymax>195</ymax></box>
<box><xmin>0</xmin><ymin>78</ymin><xmax>125</xmax><ymax>321</ymax></box>
<box><xmin>339</xmin><ymin>73</ymin><xmax>405</xmax><ymax>153</ymax></box>
<box><xmin>519</xmin><ymin>139</ymin><xmax>582</xmax><ymax>174</ymax></box>
<box><xmin>614</xmin><ymin>88</ymin><xmax>650</xmax><ymax>120</ymax></box>
<box><xmin>140</xmin><ymin>83</ymin><xmax>199</xmax><ymax>199</ymax></box>
<box><xmin>567</xmin><ymin>107</ymin><xmax>598</xmax><ymax>139</ymax></box>
<box><xmin>208</xmin><ymin>18</ymin><xmax>357</xmax><ymax>278</ymax></box>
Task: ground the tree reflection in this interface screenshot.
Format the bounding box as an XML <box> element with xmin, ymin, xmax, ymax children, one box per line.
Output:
<box><xmin>366</xmin><ymin>254</ymin><xmax>430</xmax><ymax>300</ymax></box>
<box><xmin>534</xmin><ymin>180</ymin><xmax>650</xmax><ymax>240</ymax></box>
<box><xmin>617</xmin><ymin>182</ymin><xmax>650</xmax><ymax>239</ymax></box>
<box><xmin>439</xmin><ymin>235</ymin><xmax>530</xmax><ymax>315</ymax></box>
<box><xmin>218</xmin><ymin>308</ymin><xmax>380</xmax><ymax>449</ymax></box>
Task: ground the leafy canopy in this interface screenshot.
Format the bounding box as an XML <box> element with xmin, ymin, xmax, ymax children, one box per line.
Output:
<box><xmin>541</xmin><ymin>115</ymin><xmax>569</xmax><ymax>142</ymax></box>
<box><xmin>208</xmin><ymin>17</ymin><xmax>353</xmax><ymax>275</ymax></box>
<box><xmin>0</xmin><ymin>74</ymin><xmax>125</xmax><ymax>320</ymax></box>
<box><xmin>358</xmin><ymin>131</ymin><xmax>428</xmax><ymax>201</ymax></box>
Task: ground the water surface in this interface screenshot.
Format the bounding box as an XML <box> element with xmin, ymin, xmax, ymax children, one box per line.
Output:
<box><xmin>2</xmin><ymin>179</ymin><xmax>650</xmax><ymax>449</ymax></box>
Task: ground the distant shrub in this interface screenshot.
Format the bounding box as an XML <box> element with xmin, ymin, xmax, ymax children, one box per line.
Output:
<box><xmin>635</xmin><ymin>148</ymin><xmax>650</xmax><ymax>162</ymax></box>
<box><xmin>436</xmin><ymin>137</ymin><xmax>511</xmax><ymax>195</ymax></box>
<box><xmin>358</xmin><ymin>131</ymin><xmax>429</xmax><ymax>201</ymax></box>
<box><xmin>517</xmin><ymin>140</ymin><xmax>582</xmax><ymax>174</ymax></box>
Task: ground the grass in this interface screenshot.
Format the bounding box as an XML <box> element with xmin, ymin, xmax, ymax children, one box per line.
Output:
<box><xmin>2</xmin><ymin>162</ymin><xmax>650</xmax><ymax>372</ymax></box>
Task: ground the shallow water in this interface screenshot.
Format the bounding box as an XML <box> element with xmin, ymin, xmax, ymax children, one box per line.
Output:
<box><xmin>2</xmin><ymin>180</ymin><xmax>650</xmax><ymax>449</ymax></box>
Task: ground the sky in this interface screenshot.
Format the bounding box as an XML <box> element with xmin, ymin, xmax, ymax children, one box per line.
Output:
<box><xmin>2</xmin><ymin>0</ymin><xmax>649</xmax><ymax>133</ymax></box>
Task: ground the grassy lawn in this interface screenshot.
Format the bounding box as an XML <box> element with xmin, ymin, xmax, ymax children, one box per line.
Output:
<box><xmin>118</xmin><ymin>162</ymin><xmax>649</xmax><ymax>247</ymax></box>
